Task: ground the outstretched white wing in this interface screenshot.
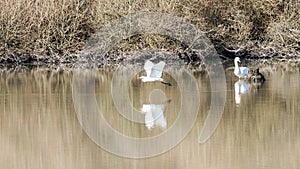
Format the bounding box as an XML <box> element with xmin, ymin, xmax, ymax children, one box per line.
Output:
<box><xmin>144</xmin><ymin>60</ymin><xmax>154</xmax><ymax>77</ymax></box>
<box><xmin>150</xmin><ymin>61</ymin><xmax>165</xmax><ymax>78</ymax></box>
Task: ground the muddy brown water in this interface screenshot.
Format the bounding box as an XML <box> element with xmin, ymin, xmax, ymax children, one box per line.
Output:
<box><xmin>0</xmin><ymin>67</ymin><xmax>299</xmax><ymax>169</ymax></box>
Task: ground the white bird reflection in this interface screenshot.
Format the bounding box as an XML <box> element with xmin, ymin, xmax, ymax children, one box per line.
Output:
<box><xmin>141</xmin><ymin>100</ymin><xmax>170</xmax><ymax>130</ymax></box>
<box><xmin>234</xmin><ymin>80</ymin><xmax>249</xmax><ymax>104</ymax></box>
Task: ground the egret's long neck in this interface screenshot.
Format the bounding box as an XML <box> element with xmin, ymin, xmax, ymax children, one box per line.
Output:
<box><xmin>234</xmin><ymin>60</ymin><xmax>239</xmax><ymax>68</ymax></box>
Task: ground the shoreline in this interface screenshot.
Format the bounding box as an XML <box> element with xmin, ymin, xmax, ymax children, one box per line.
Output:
<box><xmin>1</xmin><ymin>50</ymin><xmax>300</xmax><ymax>73</ymax></box>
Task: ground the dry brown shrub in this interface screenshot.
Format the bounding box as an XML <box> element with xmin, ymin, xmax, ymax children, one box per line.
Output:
<box><xmin>0</xmin><ymin>0</ymin><xmax>299</xmax><ymax>59</ymax></box>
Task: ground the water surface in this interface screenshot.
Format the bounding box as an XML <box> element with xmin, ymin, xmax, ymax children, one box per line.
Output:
<box><xmin>0</xmin><ymin>67</ymin><xmax>299</xmax><ymax>169</ymax></box>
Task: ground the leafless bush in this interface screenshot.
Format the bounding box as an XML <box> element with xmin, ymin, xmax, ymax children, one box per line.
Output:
<box><xmin>0</xmin><ymin>0</ymin><xmax>299</xmax><ymax>59</ymax></box>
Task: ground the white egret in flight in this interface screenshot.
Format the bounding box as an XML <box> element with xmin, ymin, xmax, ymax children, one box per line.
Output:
<box><xmin>139</xmin><ymin>60</ymin><xmax>172</xmax><ymax>86</ymax></box>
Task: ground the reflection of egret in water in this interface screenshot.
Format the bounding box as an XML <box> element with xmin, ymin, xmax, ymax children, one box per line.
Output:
<box><xmin>139</xmin><ymin>60</ymin><xmax>172</xmax><ymax>86</ymax></box>
<box><xmin>234</xmin><ymin>80</ymin><xmax>249</xmax><ymax>104</ymax></box>
<box><xmin>140</xmin><ymin>89</ymin><xmax>170</xmax><ymax>130</ymax></box>
<box><xmin>141</xmin><ymin>103</ymin><xmax>168</xmax><ymax>130</ymax></box>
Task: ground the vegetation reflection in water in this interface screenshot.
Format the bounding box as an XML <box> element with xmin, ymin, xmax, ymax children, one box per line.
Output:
<box><xmin>0</xmin><ymin>67</ymin><xmax>300</xmax><ymax>169</ymax></box>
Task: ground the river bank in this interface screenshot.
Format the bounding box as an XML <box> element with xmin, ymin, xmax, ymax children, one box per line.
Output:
<box><xmin>1</xmin><ymin>49</ymin><xmax>300</xmax><ymax>73</ymax></box>
<box><xmin>1</xmin><ymin>0</ymin><xmax>299</xmax><ymax>68</ymax></box>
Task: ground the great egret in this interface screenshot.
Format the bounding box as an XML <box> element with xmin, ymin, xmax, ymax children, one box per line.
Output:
<box><xmin>234</xmin><ymin>57</ymin><xmax>249</xmax><ymax>79</ymax></box>
<box><xmin>139</xmin><ymin>60</ymin><xmax>172</xmax><ymax>86</ymax></box>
